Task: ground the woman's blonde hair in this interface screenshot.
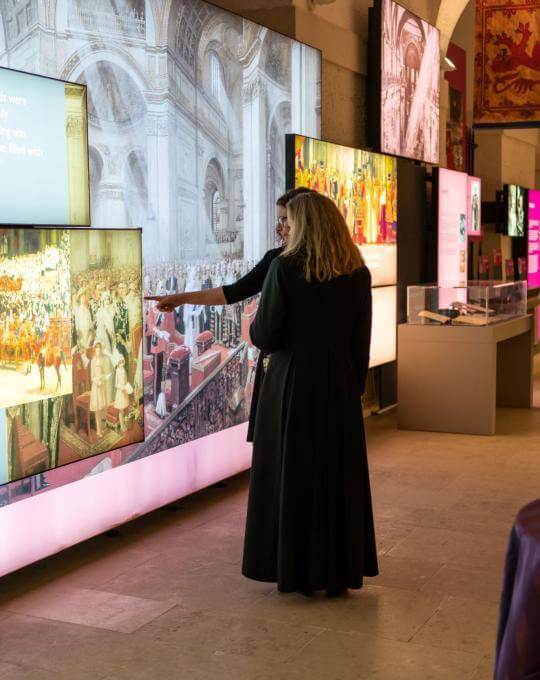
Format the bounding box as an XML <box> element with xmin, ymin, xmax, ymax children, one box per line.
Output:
<box><xmin>284</xmin><ymin>191</ymin><xmax>364</xmax><ymax>282</ymax></box>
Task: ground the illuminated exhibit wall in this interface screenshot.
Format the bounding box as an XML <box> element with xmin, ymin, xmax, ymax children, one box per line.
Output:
<box><xmin>378</xmin><ymin>0</ymin><xmax>440</xmax><ymax>164</ymax></box>
<box><xmin>287</xmin><ymin>134</ymin><xmax>397</xmax><ymax>368</ymax></box>
<box><xmin>438</xmin><ymin>168</ymin><xmax>468</xmax><ymax>290</ymax></box>
<box><xmin>0</xmin><ymin>0</ymin><xmax>321</xmax><ymax>509</ymax></box>
<box><xmin>0</xmin><ymin>68</ymin><xmax>89</xmax><ymax>226</ymax></box>
<box><xmin>0</xmin><ymin>228</ymin><xmax>143</xmax><ymax>485</ymax></box>
<box><xmin>528</xmin><ymin>190</ymin><xmax>540</xmax><ymax>290</ymax></box>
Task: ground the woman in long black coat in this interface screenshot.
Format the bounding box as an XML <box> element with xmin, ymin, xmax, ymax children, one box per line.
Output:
<box><xmin>243</xmin><ymin>191</ymin><xmax>378</xmax><ymax>596</ymax></box>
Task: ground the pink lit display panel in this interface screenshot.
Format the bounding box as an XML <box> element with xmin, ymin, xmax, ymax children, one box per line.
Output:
<box><xmin>467</xmin><ymin>176</ymin><xmax>482</xmax><ymax>237</ymax></box>
<box><xmin>528</xmin><ymin>189</ymin><xmax>540</xmax><ymax>290</ymax></box>
<box><xmin>438</xmin><ymin>168</ymin><xmax>468</xmax><ymax>289</ymax></box>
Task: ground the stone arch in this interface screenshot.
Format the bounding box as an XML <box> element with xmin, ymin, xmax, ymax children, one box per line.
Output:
<box><xmin>59</xmin><ymin>43</ymin><xmax>150</xmax><ymax>95</ymax></box>
<box><xmin>436</xmin><ymin>0</ymin><xmax>470</xmax><ymax>55</ymax></box>
<box><xmin>204</xmin><ymin>157</ymin><xmax>226</xmax><ymax>236</ymax></box>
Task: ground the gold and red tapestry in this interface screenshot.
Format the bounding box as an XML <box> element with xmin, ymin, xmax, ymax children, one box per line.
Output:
<box><xmin>474</xmin><ymin>0</ymin><xmax>540</xmax><ymax>126</ymax></box>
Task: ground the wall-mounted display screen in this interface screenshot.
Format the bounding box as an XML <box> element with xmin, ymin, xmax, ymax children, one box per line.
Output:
<box><xmin>437</xmin><ymin>168</ymin><xmax>468</xmax><ymax>290</ymax></box>
<box><xmin>0</xmin><ymin>227</ymin><xmax>143</xmax><ymax>485</ymax></box>
<box><xmin>286</xmin><ymin>134</ymin><xmax>397</xmax><ymax>287</ymax></box>
<box><xmin>0</xmin><ymin>0</ymin><xmax>321</xmax><ymax>505</ymax></box>
<box><xmin>371</xmin><ymin>0</ymin><xmax>440</xmax><ymax>164</ymax></box>
<box><xmin>528</xmin><ymin>189</ymin><xmax>540</xmax><ymax>290</ymax></box>
<box><xmin>370</xmin><ymin>286</ymin><xmax>397</xmax><ymax>367</ymax></box>
<box><xmin>467</xmin><ymin>176</ymin><xmax>482</xmax><ymax>237</ymax></box>
<box><xmin>505</xmin><ymin>184</ymin><xmax>526</xmax><ymax>238</ymax></box>
<box><xmin>0</xmin><ymin>68</ymin><xmax>89</xmax><ymax>226</ymax></box>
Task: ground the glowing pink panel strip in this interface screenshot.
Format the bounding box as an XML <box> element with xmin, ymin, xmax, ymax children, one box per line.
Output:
<box><xmin>0</xmin><ymin>425</ymin><xmax>252</xmax><ymax>577</ymax></box>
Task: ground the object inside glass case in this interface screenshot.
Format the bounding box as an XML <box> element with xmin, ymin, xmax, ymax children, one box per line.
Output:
<box><xmin>407</xmin><ymin>282</ymin><xmax>527</xmax><ymax>326</ymax></box>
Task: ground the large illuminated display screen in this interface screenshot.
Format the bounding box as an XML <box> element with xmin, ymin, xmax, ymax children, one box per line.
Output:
<box><xmin>528</xmin><ymin>190</ymin><xmax>540</xmax><ymax>290</ymax></box>
<box><xmin>437</xmin><ymin>168</ymin><xmax>468</xmax><ymax>289</ymax></box>
<box><xmin>0</xmin><ymin>228</ymin><xmax>143</xmax><ymax>486</ymax></box>
<box><xmin>286</xmin><ymin>134</ymin><xmax>397</xmax><ymax>367</ymax></box>
<box><xmin>369</xmin><ymin>0</ymin><xmax>440</xmax><ymax>164</ymax></box>
<box><xmin>0</xmin><ymin>1</ymin><xmax>321</xmax><ymax>506</ymax></box>
<box><xmin>467</xmin><ymin>176</ymin><xmax>482</xmax><ymax>237</ymax></box>
<box><xmin>0</xmin><ymin>68</ymin><xmax>89</xmax><ymax>226</ymax></box>
<box><xmin>286</xmin><ymin>135</ymin><xmax>397</xmax><ymax>287</ymax></box>
<box><xmin>505</xmin><ymin>184</ymin><xmax>526</xmax><ymax>238</ymax></box>
<box><xmin>371</xmin><ymin>286</ymin><xmax>397</xmax><ymax>368</ymax></box>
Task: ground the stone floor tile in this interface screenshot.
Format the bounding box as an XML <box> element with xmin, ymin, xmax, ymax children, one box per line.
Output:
<box><xmin>134</xmin><ymin>606</ymin><xmax>325</xmax><ymax>664</ymax></box>
<box><xmin>420</xmin><ymin>565</ymin><xmax>503</xmax><ymax>604</ymax></box>
<box><xmin>371</xmin><ymin>555</ymin><xmax>443</xmax><ymax>592</ymax></box>
<box><xmin>411</xmin><ymin>595</ymin><xmax>499</xmax><ymax>656</ymax></box>
<box><xmin>103</xmin><ymin>560</ymin><xmax>273</xmax><ymax>612</ymax></box>
<box><xmin>244</xmin><ymin>584</ymin><xmax>442</xmax><ymax>643</ymax></box>
<box><xmin>387</xmin><ymin>525</ymin><xmax>508</xmax><ymax>571</ymax></box>
<box><xmin>470</xmin><ymin>654</ymin><xmax>496</xmax><ymax>680</ymax></box>
<box><xmin>281</xmin><ymin>630</ymin><xmax>482</xmax><ymax>680</ymax></box>
<box><xmin>0</xmin><ymin>584</ymin><xmax>175</xmax><ymax>634</ymax></box>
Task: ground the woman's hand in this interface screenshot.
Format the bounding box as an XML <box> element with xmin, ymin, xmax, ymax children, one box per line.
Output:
<box><xmin>145</xmin><ymin>295</ymin><xmax>181</xmax><ymax>313</ymax></box>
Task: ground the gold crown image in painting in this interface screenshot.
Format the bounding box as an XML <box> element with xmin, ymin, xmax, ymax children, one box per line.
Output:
<box><xmin>0</xmin><ymin>228</ymin><xmax>72</xmax><ymax>408</ymax></box>
<box><xmin>0</xmin><ymin>228</ymin><xmax>144</xmax><ymax>486</ymax></box>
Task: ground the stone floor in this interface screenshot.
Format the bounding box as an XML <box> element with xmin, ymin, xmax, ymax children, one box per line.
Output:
<box><xmin>1</xmin><ymin>370</ymin><xmax>540</xmax><ymax>679</ymax></box>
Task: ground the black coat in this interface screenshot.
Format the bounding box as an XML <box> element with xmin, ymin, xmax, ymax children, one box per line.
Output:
<box><xmin>223</xmin><ymin>247</ymin><xmax>283</xmax><ymax>441</ymax></box>
<box><xmin>243</xmin><ymin>255</ymin><xmax>378</xmax><ymax>592</ymax></box>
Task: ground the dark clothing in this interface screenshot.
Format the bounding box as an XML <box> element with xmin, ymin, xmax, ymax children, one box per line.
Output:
<box><xmin>243</xmin><ymin>255</ymin><xmax>378</xmax><ymax>593</ymax></box>
<box><xmin>223</xmin><ymin>247</ymin><xmax>283</xmax><ymax>441</ymax></box>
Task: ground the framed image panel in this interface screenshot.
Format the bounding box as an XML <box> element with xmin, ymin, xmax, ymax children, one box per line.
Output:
<box><xmin>504</xmin><ymin>184</ymin><xmax>527</xmax><ymax>238</ymax></box>
<box><xmin>372</xmin><ymin>0</ymin><xmax>440</xmax><ymax>164</ymax></box>
<box><xmin>0</xmin><ymin>67</ymin><xmax>90</xmax><ymax>226</ymax></box>
<box><xmin>436</xmin><ymin>168</ymin><xmax>468</xmax><ymax>289</ymax></box>
<box><xmin>467</xmin><ymin>176</ymin><xmax>482</xmax><ymax>237</ymax></box>
<box><xmin>287</xmin><ymin>134</ymin><xmax>398</xmax><ymax>287</ymax></box>
<box><xmin>0</xmin><ymin>227</ymin><xmax>144</xmax><ymax>486</ymax></box>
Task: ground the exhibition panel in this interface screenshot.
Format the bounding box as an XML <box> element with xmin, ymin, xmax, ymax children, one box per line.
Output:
<box><xmin>0</xmin><ymin>228</ymin><xmax>144</xmax><ymax>486</ymax></box>
<box><xmin>467</xmin><ymin>176</ymin><xmax>482</xmax><ymax>237</ymax></box>
<box><xmin>368</xmin><ymin>0</ymin><xmax>440</xmax><ymax>164</ymax></box>
<box><xmin>0</xmin><ymin>68</ymin><xmax>90</xmax><ymax>226</ymax></box>
<box><xmin>528</xmin><ymin>189</ymin><xmax>540</xmax><ymax>290</ymax></box>
<box><xmin>286</xmin><ymin>134</ymin><xmax>398</xmax><ymax>288</ymax></box>
<box><xmin>504</xmin><ymin>184</ymin><xmax>527</xmax><ymax>238</ymax></box>
<box><xmin>285</xmin><ymin>133</ymin><xmax>398</xmax><ymax>368</ymax></box>
<box><xmin>0</xmin><ymin>0</ymin><xmax>321</xmax><ymax>510</ymax></box>
<box><xmin>436</xmin><ymin>168</ymin><xmax>468</xmax><ymax>291</ymax></box>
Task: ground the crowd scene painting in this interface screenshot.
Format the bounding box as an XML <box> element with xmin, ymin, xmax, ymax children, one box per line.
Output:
<box><xmin>0</xmin><ymin>228</ymin><xmax>144</xmax><ymax>485</ymax></box>
<box><xmin>0</xmin><ymin>229</ymin><xmax>72</xmax><ymax>409</ymax></box>
<box><xmin>141</xmin><ymin>259</ymin><xmax>260</xmax><ymax>440</ymax></box>
<box><xmin>290</xmin><ymin>135</ymin><xmax>397</xmax><ymax>287</ymax></box>
<box><xmin>380</xmin><ymin>0</ymin><xmax>440</xmax><ymax>164</ymax></box>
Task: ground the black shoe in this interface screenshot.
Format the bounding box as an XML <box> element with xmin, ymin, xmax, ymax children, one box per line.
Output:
<box><xmin>326</xmin><ymin>586</ymin><xmax>347</xmax><ymax>598</ymax></box>
<box><xmin>302</xmin><ymin>589</ymin><xmax>315</xmax><ymax>597</ymax></box>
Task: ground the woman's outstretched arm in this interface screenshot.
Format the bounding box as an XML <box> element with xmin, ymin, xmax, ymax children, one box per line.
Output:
<box><xmin>145</xmin><ymin>288</ymin><xmax>226</xmax><ymax>312</ymax></box>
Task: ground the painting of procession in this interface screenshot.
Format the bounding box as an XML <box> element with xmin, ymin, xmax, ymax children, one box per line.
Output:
<box><xmin>0</xmin><ymin>227</ymin><xmax>144</xmax><ymax>485</ymax></box>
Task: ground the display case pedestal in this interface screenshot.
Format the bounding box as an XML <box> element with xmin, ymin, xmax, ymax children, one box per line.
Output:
<box><xmin>397</xmin><ymin>315</ymin><xmax>532</xmax><ymax>435</ymax></box>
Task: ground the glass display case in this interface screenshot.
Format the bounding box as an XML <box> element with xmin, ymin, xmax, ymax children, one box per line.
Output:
<box><xmin>407</xmin><ymin>281</ymin><xmax>527</xmax><ymax>326</ymax></box>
